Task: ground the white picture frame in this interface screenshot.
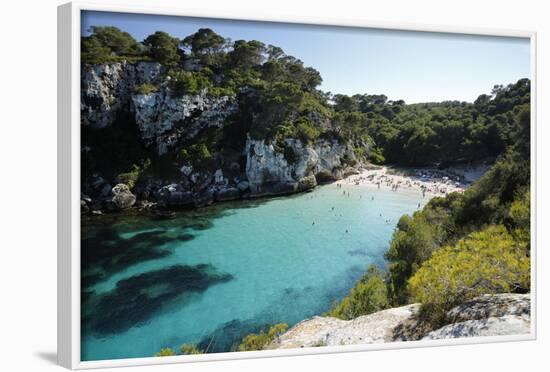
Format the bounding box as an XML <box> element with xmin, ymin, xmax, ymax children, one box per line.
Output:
<box><xmin>58</xmin><ymin>1</ymin><xmax>537</xmax><ymax>369</ymax></box>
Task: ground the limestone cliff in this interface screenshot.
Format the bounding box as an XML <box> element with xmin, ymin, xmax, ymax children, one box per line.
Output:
<box><xmin>245</xmin><ymin>137</ymin><xmax>359</xmax><ymax>196</ymax></box>
<box><xmin>80</xmin><ymin>62</ymin><xmax>369</xmax><ymax>213</ymax></box>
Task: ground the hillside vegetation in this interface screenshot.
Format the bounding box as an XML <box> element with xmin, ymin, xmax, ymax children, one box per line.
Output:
<box><xmin>82</xmin><ymin>25</ymin><xmax>531</xmax><ymax>335</ymax></box>
<box><xmin>329</xmin><ymin>89</ymin><xmax>530</xmax><ymax>325</ymax></box>
<box><xmin>82</xmin><ymin>26</ymin><xmax>530</xmax><ymax>181</ymax></box>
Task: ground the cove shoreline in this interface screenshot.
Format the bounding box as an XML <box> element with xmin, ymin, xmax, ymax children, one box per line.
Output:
<box><xmin>83</xmin><ymin>161</ymin><xmax>490</xmax><ymax>220</ymax></box>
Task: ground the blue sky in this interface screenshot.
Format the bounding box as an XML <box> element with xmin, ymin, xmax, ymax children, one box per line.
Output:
<box><xmin>82</xmin><ymin>11</ymin><xmax>530</xmax><ymax>104</ymax></box>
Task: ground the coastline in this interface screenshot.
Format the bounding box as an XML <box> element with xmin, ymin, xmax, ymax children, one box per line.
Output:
<box><xmin>83</xmin><ymin>162</ymin><xmax>490</xmax><ymax>218</ymax></box>
<box><xmin>335</xmin><ymin>163</ymin><xmax>490</xmax><ymax>198</ymax></box>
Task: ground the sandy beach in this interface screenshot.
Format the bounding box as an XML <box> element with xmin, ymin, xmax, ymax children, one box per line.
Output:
<box><xmin>335</xmin><ymin>165</ymin><xmax>480</xmax><ymax>198</ymax></box>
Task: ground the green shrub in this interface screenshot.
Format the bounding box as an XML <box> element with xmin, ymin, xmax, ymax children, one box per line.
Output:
<box><xmin>209</xmin><ymin>86</ymin><xmax>236</xmax><ymax>97</ymax></box>
<box><xmin>134</xmin><ymin>83</ymin><xmax>158</xmax><ymax>95</ymax></box>
<box><xmin>368</xmin><ymin>147</ymin><xmax>385</xmax><ymax>165</ymax></box>
<box><xmin>180</xmin><ymin>344</ymin><xmax>203</xmax><ymax>355</ymax></box>
<box><xmin>385</xmin><ymin>206</ymin><xmax>450</xmax><ymax>304</ymax></box>
<box><xmin>294</xmin><ymin>117</ymin><xmax>321</xmax><ymax>144</ymax></box>
<box><xmin>237</xmin><ymin>323</ymin><xmax>288</xmax><ymax>351</ymax></box>
<box><xmin>178</xmin><ymin>143</ymin><xmax>214</xmax><ymax>171</ymax></box>
<box><xmin>408</xmin><ymin>225</ymin><xmax>530</xmax><ymax>323</ymax></box>
<box><xmin>508</xmin><ymin>188</ymin><xmax>530</xmax><ymax>248</ymax></box>
<box><xmin>169</xmin><ymin>69</ymin><xmax>212</xmax><ymax>96</ymax></box>
<box><xmin>327</xmin><ymin>265</ymin><xmax>389</xmax><ymax>320</ymax></box>
<box><xmin>155</xmin><ymin>347</ymin><xmax>176</xmax><ymax>357</ymax></box>
<box><xmin>115</xmin><ymin>159</ymin><xmax>150</xmax><ymax>190</ymax></box>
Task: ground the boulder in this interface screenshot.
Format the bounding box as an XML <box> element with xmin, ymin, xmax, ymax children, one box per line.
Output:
<box><xmin>298</xmin><ymin>175</ymin><xmax>317</xmax><ymax>191</ymax></box>
<box><xmin>193</xmin><ymin>189</ymin><xmax>215</xmax><ymax>208</ymax></box>
<box><xmin>215</xmin><ymin>187</ymin><xmax>241</xmax><ymax>202</ymax></box>
<box><xmin>236</xmin><ymin>180</ymin><xmax>250</xmax><ymax>192</ymax></box>
<box><xmin>213</xmin><ymin>169</ymin><xmax>225</xmax><ymax>184</ymax></box>
<box><xmin>111</xmin><ymin>183</ymin><xmax>137</xmax><ymax>209</ymax></box>
<box><xmin>156</xmin><ymin>184</ymin><xmax>194</xmax><ymax>208</ymax></box>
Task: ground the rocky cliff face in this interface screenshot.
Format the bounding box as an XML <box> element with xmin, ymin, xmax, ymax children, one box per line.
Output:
<box><xmin>81</xmin><ymin>62</ymin><xmax>238</xmax><ymax>155</ymax></box>
<box><xmin>132</xmin><ymin>92</ymin><xmax>237</xmax><ymax>155</ymax></box>
<box><xmin>267</xmin><ymin>293</ymin><xmax>531</xmax><ymax>349</ymax></box>
<box><xmin>80</xmin><ymin>62</ymin><xmax>367</xmax><ymax>213</ymax></box>
<box><xmin>245</xmin><ymin>137</ymin><xmax>359</xmax><ymax>196</ymax></box>
<box><xmin>81</xmin><ymin>61</ymin><xmax>162</xmax><ymax>129</ymax></box>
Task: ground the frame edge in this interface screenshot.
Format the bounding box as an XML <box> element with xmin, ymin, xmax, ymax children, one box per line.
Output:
<box><xmin>58</xmin><ymin>2</ymin><xmax>74</xmax><ymax>370</ymax></box>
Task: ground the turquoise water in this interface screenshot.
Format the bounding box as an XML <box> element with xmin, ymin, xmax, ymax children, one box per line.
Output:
<box><xmin>81</xmin><ymin>183</ymin><xmax>426</xmax><ymax>361</ymax></box>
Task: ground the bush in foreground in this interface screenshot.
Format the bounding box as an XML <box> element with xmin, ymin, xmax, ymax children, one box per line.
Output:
<box><xmin>155</xmin><ymin>347</ymin><xmax>176</xmax><ymax>357</ymax></box>
<box><xmin>408</xmin><ymin>225</ymin><xmax>530</xmax><ymax>324</ymax></box>
<box><xmin>327</xmin><ymin>265</ymin><xmax>389</xmax><ymax>320</ymax></box>
<box><xmin>237</xmin><ymin>323</ymin><xmax>288</xmax><ymax>351</ymax></box>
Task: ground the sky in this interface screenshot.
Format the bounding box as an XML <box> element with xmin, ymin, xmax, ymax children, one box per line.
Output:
<box><xmin>82</xmin><ymin>11</ymin><xmax>530</xmax><ymax>104</ymax></box>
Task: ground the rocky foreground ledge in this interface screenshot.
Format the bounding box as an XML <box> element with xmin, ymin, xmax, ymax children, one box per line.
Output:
<box><xmin>267</xmin><ymin>294</ymin><xmax>530</xmax><ymax>349</ymax></box>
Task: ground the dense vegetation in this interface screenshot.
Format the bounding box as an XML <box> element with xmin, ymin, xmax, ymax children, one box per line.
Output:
<box><xmin>82</xmin><ymin>26</ymin><xmax>530</xmax><ymax>189</ymax></box>
<box><xmin>330</xmin><ymin>96</ymin><xmax>531</xmax><ymax>325</ymax></box>
<box><xmin>326</xmin><ymin>266</ymin><xmax>389</xmax><ymax>320</ymax></box>
<box><xmin>408</xmin><ymin>225</ymin><xmax>530</xmax><ymax>323</ymax></box>
<box><xmin>155</xmin><ymin>343</ymin><xmax>203</xmax><ymax>357</ymax></box>
<box><xmin>236</xmin><ymin>323</ymin><xmax>289</xmax><ymax>351</ymax></box>
<box><xmin>82</xmin><ymin>26</ymin><xmax>531</xmax><ymax>338</ymax></box>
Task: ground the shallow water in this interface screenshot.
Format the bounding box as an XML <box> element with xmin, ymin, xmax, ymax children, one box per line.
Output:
<box><xmin>81</xmin><ymin>183</ymin><xmax>427</xmax><ymax>361</ymax></box>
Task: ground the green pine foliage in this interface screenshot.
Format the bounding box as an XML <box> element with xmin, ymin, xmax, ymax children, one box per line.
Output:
<box><xmin>327</xmin><ymin>266</ymin><xmax>389</xmax><ymax>320</ymax></box>
<box><xmin>408</xmin><ymin>225</ymin><xmax>530</xmax><ymax>323</ymax></box>
<box><xmin>155</xmin><ymin>347</ymin><xmax>176</xmax><ymax>357</ymax></box>
<box><xmin>180</xmin><ymin>344</ymin><xmax>203</xmax><ymax>355</ymax></box>
<box><xmin>237</xmin><ymin>323</ymin><xmax>289</xmax><ymax>351</ymax></box>
<box><xmin>154</xmin><ymin>344</ymin><xmax>203</xmax><ymax>357</ymax></box>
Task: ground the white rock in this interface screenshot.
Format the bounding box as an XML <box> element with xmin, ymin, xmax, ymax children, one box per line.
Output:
<box><xmin>180</xmin><ymin>165</ymin><xmax>193</xmax><ymax>176</ymax></box>
<box><xmin>268</xmin><ymin>294</ymin><xmax>531</xmax><ymax>350</ymax></box>
<box><xmin>245</xmin><ymin>137</ymin><xmax>358</xmax><ymax>195</ymax></box>
<box><xmin>214</xmin><ymin>169</ymin><xmax>224</xmax><ymax>184</ymax></box>
<box><xmin>422</xmin><ymin>315</ymin><xmax>530</xmax><ymax>340</ymax></box>
<box><xmin>268</xmin><ymin>305</ymin><xmax>420</xmax><ymax>349</ymax></box>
